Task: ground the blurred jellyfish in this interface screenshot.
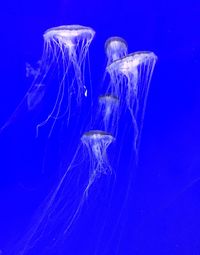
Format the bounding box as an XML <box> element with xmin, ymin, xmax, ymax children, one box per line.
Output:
<box><xmin>105</xmin><ymin>37</ymin><xmax>128</xmax><ymax>65</ymax></box>
<box><xmin>97</xmin><ymin>95</ymin><xmax>119</xmax><ymax>135</ymax></box>
<box><xmin>26</xmin><ymin>62</ymin><xmax>41</xmax><ymax>78</ymax></box>
<box><xmin>27</xmin><ymin>83</ymin><xmax>46</xmax><ymax>111</ymax></box>
<box><xmin>106</xmin><ymin>51</ymin><xmax>157</xmax><ymax>154</ymax></box>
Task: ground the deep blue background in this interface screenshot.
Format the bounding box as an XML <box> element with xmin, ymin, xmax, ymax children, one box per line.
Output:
<box><xmin>0</xmin><ymin>0</ymin><xmax>200</xmax><ymax>254</ymax></box>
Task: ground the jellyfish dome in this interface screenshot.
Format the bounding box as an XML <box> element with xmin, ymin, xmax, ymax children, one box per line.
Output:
<box><xmin>105</xmin><ymin>36</ymin><xmax>128</xmax><ymax>65</ymax></box>
<box><xmin>44</xmin><ymin>24</ymin><xmax>95</xmax><ymax>38</ymax></box>
<box><xmin>44</xmin><ymin>25</ymin><xmax>95</xmax><ymax>57</ymax></box>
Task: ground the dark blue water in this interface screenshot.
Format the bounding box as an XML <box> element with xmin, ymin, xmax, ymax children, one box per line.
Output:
<box><xmin>0</xmin><ymin>0</ymin><xmax>200</xmax><ymax>254</ymax></box>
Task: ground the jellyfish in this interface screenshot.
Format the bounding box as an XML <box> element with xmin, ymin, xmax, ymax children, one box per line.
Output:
<box><xmin>105</xmin><ymin>37</ymin><xmax>128</xmax><ymax>65</ymax></box>
<box><xmin>35</xmin><ymin>25</ymin><xmax>95</xmax><ymax>136</ymax></box>
<box><xmin>101</xmin><ymin>37</ymin><xmax>128</xmax><ymax>96</ymax></box>
<box><xmin>97</xmin><ymin>95</ymin><xmax>119</xmax><ymax>135</ymax></box>
<box><xmin>81</xmin><ymin>130</ymin><xmax>114</xmax><ymax>177</ymax></box>
<box><xmin>62</xmin><ymin>130</ymin><xmax>115</xmax><ymax>234</ymax></box>
<box><xmin>106</xmin><ymin>51</ymin><xmax>157</xmax><ymax>154</ymax></box>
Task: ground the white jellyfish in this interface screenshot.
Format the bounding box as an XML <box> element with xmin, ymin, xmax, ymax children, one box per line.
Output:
<box><xmin>106</xmin><ymin>51</ymin><xmax>157</xmax><ymax>154</ymax></box>
<box><xmin>81</xmin><ymin>130</ymin><xmax>114</xmax><ymax>176</ymax></box>
<box><xmin>36</xmin><ymin>25</ymin><xmax>95</xmax><ymax>136</ymax></box>
<box><xmin>63</xmin><ymin>130</ymin><xmax>114</xmax><ymax>234</ymax></box>
<box><xmin>97</xmin><ymin>95</ymin><xmax>119</xmax><ymax>135</ymax></box>
<box><xmin>105</xmin><ymin>37</ymin><xmax>128</xmax><ymax>65</ymax></box>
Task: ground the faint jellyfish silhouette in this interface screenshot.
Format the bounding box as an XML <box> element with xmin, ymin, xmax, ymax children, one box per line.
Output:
<box><xmin>106</xmin><ymin>51</ymin><xmax>157</xmax><ymax>155</ymax></box>
<box><xmin>25</xmin><ymin>62</ymin><xmax>41</xmax><ymax>78</ymax></box>
<box><xmin>105</xmin><ymin>37</ymin><xmax>128</xmax><ymax>66</ymax></box>
<box><xmin>98</xmin><ymin>95</ymin><xmax>119</xmax><ymax>135</ymax></box>
<box><xmin>26</xmin><ymin>62</ymin><xmax>46</xmax><ymax>111</ymax></box>
<box><xmin>27</xmin><ymin>83</ymin><xmax>46</xmax><ymax>111</ymax></box>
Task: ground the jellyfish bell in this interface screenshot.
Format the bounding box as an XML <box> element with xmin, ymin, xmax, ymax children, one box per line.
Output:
<box><xmin>105</xmin><ymin>37</ymin><xmax>128</xmax><ymax>65</ymax></box>
<box><xmin>43</xmin><ymin>25</ymin><xmax>95</xmax><ymax>65</ymax></box>
<box><xmin>44</xmin><ymin>25</ymin><xmax>95</xmax><ymax>39</ymax></box>
<box><xmin>44</xmin><ymin>25</ymin><xmax>95</xmax><ymax>45</ymax></box>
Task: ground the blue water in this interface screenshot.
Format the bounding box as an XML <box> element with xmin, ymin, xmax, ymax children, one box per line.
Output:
<box><xmin>0</xmin><ymin>0</ymin><xmax>200</xmax><ymax>254</ymax></box>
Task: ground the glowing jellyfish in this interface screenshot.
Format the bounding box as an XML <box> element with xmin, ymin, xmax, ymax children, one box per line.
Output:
<box><xmin>36</xmin><ymin>25</ymin><xmax>95</xmax><ymax>136</ymax></box>
<box><xmin>97</xmin><ymin>95</ymin><xmax>119</xmax><ymax>135</ymax></box>
<box><xmin>106</xmin><ymin>51</ymin><xmax>157</xmax><ymax>153</ymax></box>
<box><xmin>63</xmin><ymin>130</ymin><xmax>115</xmax><ymax>233</ymax></box>
<box><xmin>105</xmin><ymin>37</ymin><xmax>128</xmax><ymax>65</ymax></box>
<box><xmin>81</xmin><ymin>130</ymin><xmax>114</xmax><ymax>177</ymax></box>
